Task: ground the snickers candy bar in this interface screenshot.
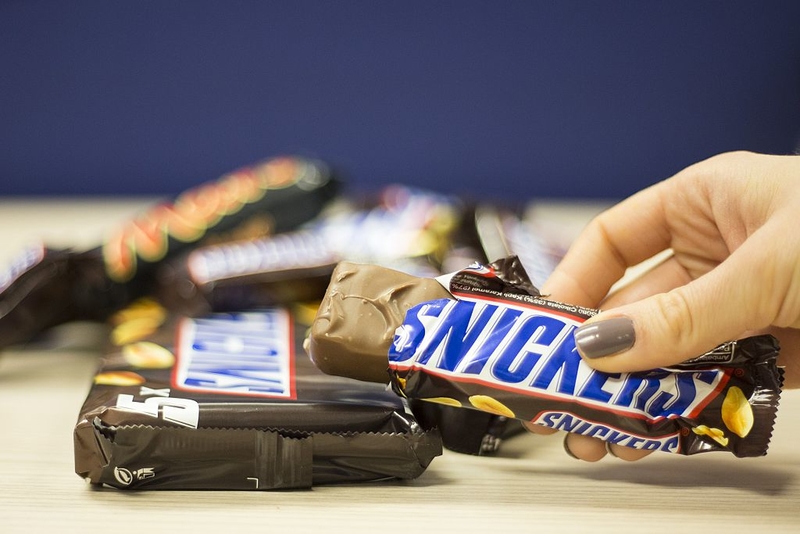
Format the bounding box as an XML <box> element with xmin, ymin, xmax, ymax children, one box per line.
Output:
<box><xmin>306</xmin><ymin>256</ymin><xmax>783</xmax><ymax>457</ymax></box>
<box><xmin>388</xmin><ymin>258</ymin><xmax>783</xmax><ymax>457</ymax></box>
<box><xmin>74</xmin><ymin>302</ymin><xmax>442</xmax><ymax>490</ymax></box>
<box><xmin>155</xmin><ymin>229</ymin><xmax>338</xmax><ymax>316</ymax></box>
<box><xmin>305</xmin><ymin>261</ymin><xmax>452</xmax><ymax>383</ymax></box>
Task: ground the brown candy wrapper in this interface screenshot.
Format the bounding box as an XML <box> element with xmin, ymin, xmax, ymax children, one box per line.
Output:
<box><xmin>388</xmin><ymin>257</ymin><xmax>783</xmax><ymax>457</ymax></box>
<box><xmin>74</xmin><ymin>301</ymin><xmax>441</xmax><ymax>490</ymax></box>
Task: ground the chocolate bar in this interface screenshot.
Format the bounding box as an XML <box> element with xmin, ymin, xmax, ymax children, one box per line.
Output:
<box><xmin>389</xmin><ymin>258</ymin><xmax>782</xmax><ymax>457</ymax></box>
<box><xmin>305</xmin><ymin>256</ymin><xmax>540</xmax><ymax>384</ymax></box>
<box><xmin>306</xmin><ymin>261</ymin><xmax>453</xmax><ymax>383</ymax></box>
<box><xmin>0</xmin><ymin>156</ymin><xmax>338</xmax><ymax>350</ymax></box>
<box><xmin>155</xmin><ymin>229</ymin><xmax>338</xmax><ymax>316</ymax></box>
<box><xmin>102</xmin><ymin>156</ymin><xmax>338</xmax><ymax>284</ymax></box>
<box><xmin>74</xmin><ymin>301</ymin><xmax>441</xmax><ymax>490</ymax></box>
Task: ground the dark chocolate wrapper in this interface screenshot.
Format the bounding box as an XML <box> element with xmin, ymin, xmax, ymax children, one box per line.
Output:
<box><xmin>74</xmin><ymin>302</ymin><xmax>441</xmax><ymax>489</ymax></box>
<box><xmin>389</xmin><ymin>257</ymin><xmax>783</xmax><ymax>457</ymax></box>
<box><xmin>0</xmin><ymin>156</ymin><xmax>338</xmax><ymax>350</ymax></box>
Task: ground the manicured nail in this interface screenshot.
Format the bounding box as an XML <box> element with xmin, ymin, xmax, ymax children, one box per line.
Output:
<box><xmin>573</xmin><ymin>317</ymin><xmax>635</xmax><ymax>359</ymax></box>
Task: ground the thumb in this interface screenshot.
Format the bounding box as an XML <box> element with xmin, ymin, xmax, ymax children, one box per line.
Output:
<box><xmin>571</xmin><ymin>241</ymin><xmax>775</xmax><ymax>373</ymax></box>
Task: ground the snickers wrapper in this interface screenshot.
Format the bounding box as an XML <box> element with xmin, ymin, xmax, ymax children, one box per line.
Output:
<box><xmin>388</xmin><ymin>257</ymin><xmax>783</xmax><ymax>457</ymax></box>
<box><xmin>74</xmin><ymin>302</ymin><xmax>441</xmax><ymax>490</ymax></box>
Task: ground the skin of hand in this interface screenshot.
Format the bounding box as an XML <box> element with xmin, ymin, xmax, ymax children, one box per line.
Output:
<box><xmin>524</xmin><ymin>151</ymin><xmax>800</xmax><ymax>461</ymax></box>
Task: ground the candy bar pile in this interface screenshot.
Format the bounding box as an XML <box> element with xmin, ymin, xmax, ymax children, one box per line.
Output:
<box><xmin>2</xmin><ymin>156</ymin><xmax>782</xmax><ymax>490</ymax></box>
<box><xmin>2</xmin><ymin>156</ymin><xmax>565</xmax><ymax>489</ymax></box>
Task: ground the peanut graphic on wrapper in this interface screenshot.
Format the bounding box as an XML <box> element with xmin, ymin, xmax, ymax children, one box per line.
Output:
<box><xmin>122</xmin><ymin>341</ymin><xmax>175</xmax><ymax>369</ymax></box>
<box><xmin>422</xmin><ymin>397</ymin><xmax>462</xmax><ymax>408</ymax></box>
<box><xmin>94</xmin><ymin>371</ymin><xmax>146</xmax><ymax>386</ymax></box>
<box><xmin>111</xmin><ymin>317</ymin><xmax>163</xmax><ymax>345</ymax></box>
<box><xmin>110</xmin><ymin>298</ymin><xmax>168</xmax><ymax>345</ymax></box>
<box><xmin>395</xmin><ymin>376</ymin><xmax>407</xmax><ymax>391</ymax></box>
<box><xmin>110</xmin><ymin>297</ymin><xmax>166</xmax><ymax>325</ymax></box>
<box><xmin>721</xmin><ymin>386</ymin><xmax>755</xmax><ymax>438</ymax></box>
<box><xmin>692</xmin><ymin>425</ymin><xmax>729</xmax><ymax>447</ymax></box>
<box><xmin>469</xmin><ymin>395</ymin><xmax>515</xmax><ymax>418</ymax></box>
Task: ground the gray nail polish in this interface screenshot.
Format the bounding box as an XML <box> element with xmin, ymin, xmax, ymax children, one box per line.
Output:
<box><xmin>573</xmin><ymin>317</ymin><xmax>635</xmax><ymax>359</ymax></box>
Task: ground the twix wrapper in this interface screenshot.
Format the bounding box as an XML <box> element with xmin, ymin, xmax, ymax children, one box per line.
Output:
<box><xmin>385</xmin><ymin>257</ymin><xmax>783</xmax><ymax>457</ymax></box>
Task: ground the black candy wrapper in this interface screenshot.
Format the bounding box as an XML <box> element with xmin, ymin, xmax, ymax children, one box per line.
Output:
<box><xmin>74</xmin><ymin>301</ymin><xmax>441</xmax><ymax>490</ymax></box>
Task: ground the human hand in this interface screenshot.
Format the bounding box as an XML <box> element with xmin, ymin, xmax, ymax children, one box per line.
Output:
<box><xmin>526</xmin><ymin>151</ymin><xmax>800</xmax><ymax>461</ymax></box>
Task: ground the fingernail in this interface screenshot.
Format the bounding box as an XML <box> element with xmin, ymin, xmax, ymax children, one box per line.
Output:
<box><xmin>573</xmin><ymin>317</ymin><xmax>635</xmax><ymax>359</ymax></box>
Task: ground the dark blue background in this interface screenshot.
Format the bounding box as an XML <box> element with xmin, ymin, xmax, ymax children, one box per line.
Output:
<box><xmin>2</xmin><ymin>1</ymin><xmax>799</xmax><ymax>203</ymax></box>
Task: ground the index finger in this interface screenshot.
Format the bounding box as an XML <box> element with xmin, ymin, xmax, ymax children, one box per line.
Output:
<box><xmin>541</xmin><ymin>179</ymin><xmax>674</xmax><ymax>307</ymax></box>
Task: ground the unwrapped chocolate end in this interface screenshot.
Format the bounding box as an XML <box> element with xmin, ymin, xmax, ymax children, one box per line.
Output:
<box><xmin>306</xmin><ymin>261</ymin><xmax>451</xmax><ymax>383</ymax></box>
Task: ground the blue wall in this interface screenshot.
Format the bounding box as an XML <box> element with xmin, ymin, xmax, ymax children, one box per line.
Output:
<box><xmin>2</xmin><ymin>1</ymin><xmax>799</xmax><ymax>203</ymax></box>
